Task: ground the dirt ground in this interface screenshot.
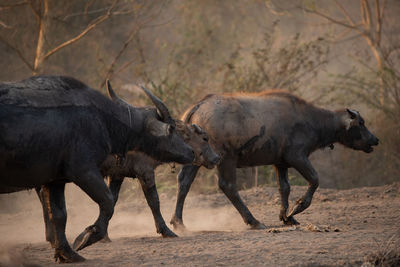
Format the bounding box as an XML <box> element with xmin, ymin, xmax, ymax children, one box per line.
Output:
<box><xmin>0</xmin><ymin>181</ymin><xmax>399</xmax><ymax>266</ymax></box>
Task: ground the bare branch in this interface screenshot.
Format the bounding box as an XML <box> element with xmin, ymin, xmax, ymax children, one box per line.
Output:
<box><xmin>0</xmin><ymin>1</ymin><xmax>28</xmax><ymax>8</ymax></box>
<box><xmin>331</xmin><ymin>33</ymin><xmax>364</xmax><ymax>44</ymax></box>
<box><xmin>361</xmin><ymin>0</ymin><xmax>372</xmax><ymax>32</ymax></box>
<box><xmin>0</xmin><ymin>35</ymin><xmax>33</xmax><ymax>70</ymax></box>
<box><xmin>380</xmin><ymin>0</ymin><xmax>386</xmax><ymax>19</ymax></box>
<box><xmin>134</xmin><ymin>31</ymin><xmax>151</xmax><ymax>83</ymax></box>
<box><xmin>29</xmin><ymin>0</ymin><xmax>41</xmax><ymax>22</ymax></box>
<box><xmin>347</xmin><ymin>85</ymin><xmax>395</xmax><ymax>118</ymax></box>
<box><xmin>328</xmin><ymin>27</ymin><xmax>354</xmax><ymax>43</ymax></box>
<box><xmin>303</xmin><ymin>6</ymin><xmax>365</xmax><ymax>35</ymax></box>
<box><xmin>333</xmin><ymin>0</ymin><xmax>356</xmax><ymax>26</ymax></box>
<box><xmin>42</xmin><ymin>0</ymin><xmax>118</xmax><ymax>61</ymax></box>
<box><xmin>84</xmin><ymin>0</ymin><xmax>95</xmax><ymax>16</ymax></box>
<box><xmin>100</xmin><ymin>26</ymin><xmax>139</xmax><ymax>87</ymax></box>
<box><xmin>62</xmin><ymin>1</ymin><xmax>128</xmax><ymax>21</ymax></box>
<box><xmin>0</xmin><ymin>20</ymin><xmax>11</xmax><ymax>28</ymax></box>
<box><xmin>32</xmin><ymin>0</ymin><xmax>48</xmax><ymax>73</ymax></box>
<box><xmin>264</xmin><ymin>0</ymin><xmax>287</xmax><ymax>16</ymax></box>
<box><xmin>375</xmin><ymin>0</ymin><xmax>382</xmax><ymax>46</ymax></box>
<box><xmin>114</xmin><ymin>58</ymin><xmax>136</xmax><ymax>76</ymax></box>
<box><xmin>385</xmin><ymin>45</ymin><xmax>400</xmax><ymax>60</ymax></box>
<box><xmin>63</xmin><ymin>6</ymin><xmax>109</xmax><ymax>20</ymax></box>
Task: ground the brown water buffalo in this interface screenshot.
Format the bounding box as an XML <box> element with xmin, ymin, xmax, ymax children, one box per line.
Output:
<box><xmin>170</xmin><ymin>90</ymin><xmax>379</xmax><ymax>230</ymax></box>
<box><xmin>98</xmin><ymin>121</ymin><xmax>219</xmax><ymax>241</ymax></box>
<box><xmin>0</xmin><ymin>76</ymin><xmax>194</xmax><ymax>262</ymax></box>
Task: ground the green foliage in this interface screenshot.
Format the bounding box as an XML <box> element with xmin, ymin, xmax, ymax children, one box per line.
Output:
<box><xmin>221</xmin><ymin>22</ymin><xmax>329</xmax><ymax>94</ymax></box>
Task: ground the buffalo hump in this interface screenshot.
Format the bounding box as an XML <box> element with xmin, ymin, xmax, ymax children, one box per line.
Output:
<box><xmin>0</xmin><ymin>76</ymin><xmax>107</xmax><ymax>108</ymax></box>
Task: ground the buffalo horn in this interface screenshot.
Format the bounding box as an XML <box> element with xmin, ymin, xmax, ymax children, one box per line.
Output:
<box><xmin>140</xmin><ymin>85</ymin><xmax>172</xmax><ymax>122</ymax></box>
<box><xmin>106</xmin><ymin>80</ymin><xmax>120</xmax><ymax>101</ymax></box>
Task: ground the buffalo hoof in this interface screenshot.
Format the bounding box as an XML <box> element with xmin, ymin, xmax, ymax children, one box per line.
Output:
<box><xmin>282</xmin><ymin>216</ymin><xmax>300</xmax><ymax>226</ymax></box>
<box><xmin>250</xmin><ymin>221</ymin><xmax>267</xmax><ymax>230</ymax></box>
<box><xmin>54</xmin><ymin>246</ymin><xmax>85</xmax><ymax>263</ymax></box>
<box><xmin>100</xmin><ymin>234</ymin><xmax>112</xmax><ymax>243</ymax></box>
<box><xmin>170</xmin><ymin>217</ymin><xmax>187</xmax><ymax>231</ymax></box>
<box><xmin>160</xmin><ymin>227</ymin><xmax>178</xmax><ymax>238</ymax></box>
<box><xmin>73</xmin><ymin>225</ymin><xmax>104</xmax><ymax>251</ymax></box>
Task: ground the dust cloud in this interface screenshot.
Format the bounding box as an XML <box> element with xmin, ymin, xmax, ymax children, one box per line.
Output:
<box><xmin>0</xmin><ymin>181</ymin><xmax>246</xmax><ymax>266</ymax></box>
<box><xmin>0</xmin><ymin>180</ymin><xmax>245</xmax><ymax>246</ymax></box>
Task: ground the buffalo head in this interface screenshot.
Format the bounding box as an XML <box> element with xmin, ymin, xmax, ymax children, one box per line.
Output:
<box><xmin>106</xmin><ymin>81</ymin><xmax>194</xmax><ymax>164</ymax></box>
<box><xmin>338</xmin><ymin>109</ymin><xmax>379</xmax><ymax>153</ymax></box>
<box><xmin>175</xmin><ymin>121</ymin><xmax>220</xmax><ymax>169</ymax></box>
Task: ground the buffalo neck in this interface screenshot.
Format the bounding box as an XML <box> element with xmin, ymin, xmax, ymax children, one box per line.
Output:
<box><xmin>309</xmin><ymin>107</ymin><xmax>342</xmax><ymax>149</ymax></box>
<box><xmin>102</xmin><ymin>104</ymin><xmax>144</xmax><ymax>157</ymax></box>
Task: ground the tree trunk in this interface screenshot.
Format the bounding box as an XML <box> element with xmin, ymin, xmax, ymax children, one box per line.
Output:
<box><xmin>33</xmin><ymin>0</ymin><xmax>49</xmax><ymax>75</ymax></box>
<box><xmin>368</xmin><ymin>41</ymin><xmax>385</xmax><ymax>105</ymax></box>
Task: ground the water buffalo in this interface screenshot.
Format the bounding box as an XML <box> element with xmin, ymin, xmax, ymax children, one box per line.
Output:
<box><xmin>98</xmin><ymin>120</ymin><xmax>219</xmax><ymax>241</ymax></box>
<box><xmin>40</xmin><ymin>116</ymin><xmax>220</xmax><ymax>249</ymax></box>
<box><xmin>0</xmin><ymin>75</ymin><xmax>194</xmax><ymax>263</ymax></box>
<box><xmin>170</xmin><ymin>90</ymin><xmax>379</xmax><ymax>230</ymax></box>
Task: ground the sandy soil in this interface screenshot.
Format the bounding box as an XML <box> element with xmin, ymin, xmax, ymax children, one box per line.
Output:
<box><xmin>0</xmin><ymin>182</ymin><xmax>399</xmax><ymax>266</ymax></box>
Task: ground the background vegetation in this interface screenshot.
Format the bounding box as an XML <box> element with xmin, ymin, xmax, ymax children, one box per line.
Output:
<box><xmin>0</xmin><ymin>0</ymin><xmax>399</xmax><ymax>196</ymax></box>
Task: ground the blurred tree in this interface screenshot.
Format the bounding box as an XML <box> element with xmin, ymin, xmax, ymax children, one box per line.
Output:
<box><xmin>301</xmin><ymin>0</ymin><xmax>399</xmax><ymax>108</ymax></box>
<box><xmin>301</xmin><ymin>0</ymin><xmax>400</xmax><ymax>186</ymax></box>
<box><xmin>0</xmin><ymin>0</ymin><xmax>166</xmax><ymax>87</ymax></box>
<box><xmin>0</xmin><ymin>0</ymin><xmax>118</xmax><ymax>75</ymax></box>
<box><xmin>221</xmin><ymin>22</ymin><xmax>329</xmax><ymax>97</ymax></box>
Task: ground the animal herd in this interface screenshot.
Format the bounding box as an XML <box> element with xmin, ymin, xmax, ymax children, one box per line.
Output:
<box><xmin>0</xmin><ymin>75</ymin><xmax>379</xmax><ymax>262</ymax></box>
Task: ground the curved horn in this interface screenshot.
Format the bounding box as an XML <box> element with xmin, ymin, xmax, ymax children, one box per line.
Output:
<box><xmin>106</xmin><ymin>80</ymin><xmax>120</xmax><ymax>101</ymax></box>
<box><xmin>140</xmin><ymin>85</ymin><xmax>172</xmax><ymax>122</ymax></box>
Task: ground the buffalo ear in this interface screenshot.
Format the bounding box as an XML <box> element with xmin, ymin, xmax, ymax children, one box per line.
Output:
<box><xmin>343</xmin><ymin>108</ymin><xmax>358</xmax><ymax>130</ymax></box>
<box><xmin>147</xmin><ymin>119</ymin><xmax>170</xmax><ymax>137</ymax></box>
<box><xmin>346</xmin><ymin>108</ymin><xmax>357</xmax><ymax>119</ymax></box>
<box><xmin>192</xmin><ymin>124</ymin><xmax>203</xmax><ymax>134</ymax></box>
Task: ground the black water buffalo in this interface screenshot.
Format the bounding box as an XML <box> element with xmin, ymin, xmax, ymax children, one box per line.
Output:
<box><xmin>0</xmin><ymin>76</ymin><xmax>194</xmax><ymax>262</ymax></box>
<box><xmin>170</xmin><ymin>90</ymin><xmax>379</xmax><ymax>230</ymax></box>
<box><xmin>40</xmin><ymin>112</ymin><xmax>220</xmax><ymax>248</ymax></box>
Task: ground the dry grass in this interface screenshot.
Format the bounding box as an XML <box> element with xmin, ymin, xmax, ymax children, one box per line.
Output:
<box><xmin>364</xmin><ymin>235</ymin><xmax>400</xmax><ymax>267</ymax></box>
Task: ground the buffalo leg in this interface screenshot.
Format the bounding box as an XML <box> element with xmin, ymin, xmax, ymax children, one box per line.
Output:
<box><xmin>138</xmin><ymin>173</ymin><xmax>177</xmax><ymax>237</ymax></box>
<box><xmin>72</xmin><ymin>169</ymin><xmax>114</xmax><ymax>251</ymax></box>
<box><xmin>36</xmin><ymin>186</ymin><xmax>55</xmax><ymax>246</ymax></box>
<box><xmin>218</xmin><ymin>159</ymin><xmax>266</xmax><ymax>229</ymax></box>
<box><xmin>286</xmin><ymin>157</ymin><xmax>319</xmax><ymax>219</ymax></box>
<box><xmin>41</xmin><ymin>183</ymin><xmax>85</xmax><ymax>263</ymax></box>
<box><xmin>101</xmin><ymin>176</ymin><xmax>124</xmax><ymax>242</ymax></box>
<box><xmin>170</xmin><ymin>165</ymin><xmax>200</xmax><ymax>230</ymax></box>
<box><xmin>274</xmin><ymin>166</ymin><xmax>299</xmax><ymax>225</ymax></box>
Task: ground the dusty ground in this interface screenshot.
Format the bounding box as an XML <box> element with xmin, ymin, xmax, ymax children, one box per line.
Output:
<box><xmin>0</xmin><ymin>181</ymin><xmax>399</xmax><ymax>266</ymax></box>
